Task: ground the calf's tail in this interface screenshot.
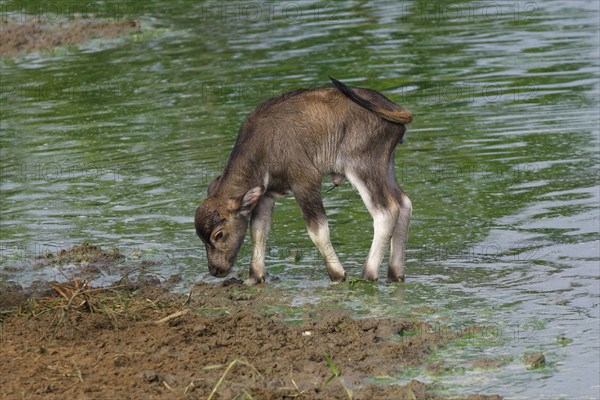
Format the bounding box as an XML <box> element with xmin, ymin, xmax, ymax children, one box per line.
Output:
<box><xmin>329</xmin><ymin>77</ymin><xmax>413</xmax><ymax>124</ymax></box>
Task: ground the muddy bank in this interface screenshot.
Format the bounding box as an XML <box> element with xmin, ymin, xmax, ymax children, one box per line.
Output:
<box><xmin>0</xmin><ymin>243</ymin><xmax>502</xmax><ymax>399</ymax></box>
<box><xmin>0</xmin><ymin>18</ymin><xmax>140</xmax><ymax>57</ymax></box>
<box><xmin>0</xmin><ymin>283</ymin><xmax>501</xmax><ymax>399</ymax></box>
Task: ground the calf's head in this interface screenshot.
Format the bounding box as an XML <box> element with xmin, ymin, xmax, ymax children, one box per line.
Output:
<box><xmin>195</xmin><ymin>176</ymin><xmax>263</xmax><ymax>277</ymax></box>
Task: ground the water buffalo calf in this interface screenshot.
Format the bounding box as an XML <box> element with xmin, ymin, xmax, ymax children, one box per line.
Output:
<box><xmin>195</xmin><ymin>77</ymin><xmax>413</xmax><ymax>284</ymax></box>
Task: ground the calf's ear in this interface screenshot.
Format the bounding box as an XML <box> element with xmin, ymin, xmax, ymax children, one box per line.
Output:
<box><xmin>207</xmin><ymin>175</ymin><xmax>222</xmax><ymax>196</ymax></box>
<box><xmin>230</xmin><ymin>186</ymin><xmax>264</xmax><ymax>217</ymax></box>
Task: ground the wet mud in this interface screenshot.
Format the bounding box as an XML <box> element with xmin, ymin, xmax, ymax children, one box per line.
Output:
<box><xmin>0</xmin><ymin>18</ymin><xmax>140</xmax><ymax>57</ymax></box>
<box><xmin>0</xmin><ymin>243</ymin><xmax>503</xmax><ymax>399</ymax></box>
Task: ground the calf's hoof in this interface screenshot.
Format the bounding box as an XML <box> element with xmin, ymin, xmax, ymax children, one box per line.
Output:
<box><xmin>328</xmin><ymin>272</ymin><xmax>347</xmax><ymax>284</ymax></box>
<box><xmin>362</xmin><ymin>271</ymin><xmax>379</xmax><ymax>281</ymax></box>
<box><xmin>244</xmin><ymin>275</ymin><xmax>265</xmax><ymax>286</ymax></box>
<box><xmin>387</xmin><ymin>270</ymin><xmax>405</xmax><ymax>282</ymax></box>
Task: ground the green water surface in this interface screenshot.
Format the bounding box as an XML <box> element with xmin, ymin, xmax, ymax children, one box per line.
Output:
<box><xmin>1</xmin><ymin>1</ymin><xmax>599</xmax><ymax>398</ymax></box>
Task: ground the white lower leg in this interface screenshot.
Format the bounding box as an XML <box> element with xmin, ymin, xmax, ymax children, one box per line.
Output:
<box><xmin>388</xmin><ymin>194</ymin><xmax>411</xmax><ymax>281</ymax></box>
<box><xmin>307</xmin><ymin>222</ymin><xmax>346</xmax><ymax>282</ymax></box>
<box><xmin>363</xmin><ymin>210</ymin><xmax>398</xmax><ymax>280</ymax></box>
<box><xmin>249</xmin><ymin>227</ymin><xmax>267</xmax><ymax>283</ymax></box>
<box><xmin>247</xmin><ymin>197</ymin><xmax>275</xmax><ymax>284</ymax></box>
<box><xmin>346</xmin><ymin>171</ymin><xmax>398</xmax><ymax>281</ymax></box>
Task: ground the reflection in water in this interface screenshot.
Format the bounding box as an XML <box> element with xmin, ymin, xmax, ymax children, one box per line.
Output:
<box><xmin>0</xmin><ymin>1</ymin><xmax>598</xmax><ymax>398</ymax></box>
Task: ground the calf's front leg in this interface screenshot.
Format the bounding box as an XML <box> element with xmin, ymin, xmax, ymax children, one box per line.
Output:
<box><xmin>247</xmin><ymin>194</ymin><xmax>276</xmax><ymax>284</ymax></box>
<box><xmin>294</xmin><ymin>188</ymin><xmax>346</xmax><ymax>282</ymax></box>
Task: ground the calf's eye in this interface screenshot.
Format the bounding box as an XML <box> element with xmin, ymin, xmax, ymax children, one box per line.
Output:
<box><xmin>214</xmin><ymin>231</ymin><xmax>224</xmax><ymax>241</ymax></box>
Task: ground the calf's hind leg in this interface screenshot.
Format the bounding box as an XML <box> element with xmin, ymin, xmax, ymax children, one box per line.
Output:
<box><xmin>387</xmin><ymin>162</ymin><xmax>412</xmax><ymax>282</ymax></box>
<box><xmin>346</xmin><ymin>170</ymin><xmax>399</xmax><ymax>281</ymax></box>
<box><xmin>388</xmin><ymin>190</ymin><xmax>411</xmax><ymax>282</ymax></box>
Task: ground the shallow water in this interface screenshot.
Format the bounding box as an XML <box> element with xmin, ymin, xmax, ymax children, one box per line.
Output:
<box><xmin>1</xmin><ymin>1</ymin><xmax>599</xmax><ymax>398</ymax></box>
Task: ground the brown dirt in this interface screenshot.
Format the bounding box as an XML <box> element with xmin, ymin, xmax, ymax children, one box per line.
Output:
<box><xmin>523</xmin><ymin>352</ymin><xmax>546</xmax><ymax>370</ymax></box>
<box><xmin>0</xmin><ymin>243</ymin><xmax>502</xmax><ymax>399</ymax></box>
<box><xmin>472</xmin><ymin>357</ymin><xmax>513</xmax><ymax>370</ymax></box>
<box><xmin>0</xmin><ymin>18</ymin><xmax>140</xmax><ymax>57</ymax></box>
<box><xmin>0</xmin><ymin>282</ymin><xmax>503</xmax><ymax>400</ymax></box>
<box><xmin>33</xmin><ymin>241</ymin><xmax>125</xmax><ymax>270</ymax></box>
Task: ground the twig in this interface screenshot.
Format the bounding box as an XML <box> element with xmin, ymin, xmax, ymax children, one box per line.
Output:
<box><xmin>154</xmin><ymin>309</ymin><xmax>189</xmax><ymax>325</ymax></box>
<box><xmin>72</xmin><ymin>361</ymin><xmax>84</xmax><ymax>383</ymax></box>
<box><xmin>116</xmin><ymin>265</ymin><xmax>146</xmax><ymax>285</ymax></box>
<box><xmin>180</xmin><ymin>285</ymin><xmax>194</xmax><ymax>310</ymax></box>
<box><xmin>207</xmin><ymin>359</ymin><xmax>261</xmax><ymax>400</ymax></box>
<box><xmin>184</xmin><ymin>381</ymin><xmax>196</xmax><ymax>394</ymax></box>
